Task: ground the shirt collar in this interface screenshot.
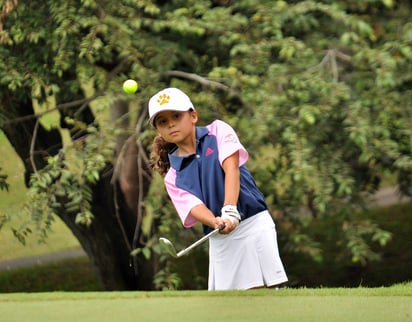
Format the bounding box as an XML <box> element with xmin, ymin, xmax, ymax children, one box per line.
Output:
<box><xmin>168</xmin><ymin>126</ymin><xmax>208</xmax><ymax>170</ymax></box>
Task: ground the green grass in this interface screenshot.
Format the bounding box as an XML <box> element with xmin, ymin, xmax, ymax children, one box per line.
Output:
<box><xmin>0</xmin><ymin>284</ymin><xmax>411</xmax><ymax>322</ymax></box>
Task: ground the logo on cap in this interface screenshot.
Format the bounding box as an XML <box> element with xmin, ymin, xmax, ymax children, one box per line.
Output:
<box><xmin>157</xmin><ymin>94</ymin><xmax>170</xmax><ymax>105</ymax></box>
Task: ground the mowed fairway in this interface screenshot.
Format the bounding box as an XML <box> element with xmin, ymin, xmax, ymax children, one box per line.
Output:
<box><xmin>1</xmin><ymin>286</ymin><xmax>411</xmax><ymax>322</ymax></box>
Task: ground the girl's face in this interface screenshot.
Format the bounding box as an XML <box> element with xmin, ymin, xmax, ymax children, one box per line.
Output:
<box><xmin>154</xmin><ymin>110</ymin><xmax>198</xmax><ymax>144</ymax></box>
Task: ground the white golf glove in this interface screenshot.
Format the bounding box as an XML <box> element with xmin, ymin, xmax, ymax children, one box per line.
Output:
<box><xmin>221</xmin><ymin>205</ymin><xmax>241</xmax><ymax>228</ymax></box>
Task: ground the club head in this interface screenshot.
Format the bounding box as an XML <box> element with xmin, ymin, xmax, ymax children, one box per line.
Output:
<box><xmin>159</xmin><ymin>237</ymin><xmax>178</xmax><ymax>258</ymax></box>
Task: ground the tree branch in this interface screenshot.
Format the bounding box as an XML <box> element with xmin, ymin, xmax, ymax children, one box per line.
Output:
<box><xmin>307</xmin><ymin>49</ymin><xmax>352</xmax><ymax>82</ymax></box>
<box><xmin>164</xmin><ymin>70</ymin><xmax>254</xmax><ymax>112</ymax></box>
<box><xmin>29</xmin><ymin>119</ymin><xmax>40</xmax><ymax>173</ymax></box>
<box><xmin>165</xmin><ymin>70</ymin><xmax>231</xmax><ymax>91</ymax></box>
<box><xmin>3</xmin><ymin>59</ymin><xmax>128</xmax><ymax>126</ymax></box>
<box><xmin>3</xmin><ymin>94</ymin><xmax>100</xmax><ymax>126</ymax></box>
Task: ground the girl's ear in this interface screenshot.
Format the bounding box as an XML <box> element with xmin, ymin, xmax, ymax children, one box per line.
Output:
<box><xmin>190</xmin><ymin>110</ymin><xmax>198</xmax><ymax>124</ymax></box>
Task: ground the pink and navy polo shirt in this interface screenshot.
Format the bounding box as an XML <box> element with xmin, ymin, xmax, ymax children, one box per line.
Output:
<box><xmin>164</xmin><ymin>120</ymin><xmax>268</xmax><ymax>234</ymax></box>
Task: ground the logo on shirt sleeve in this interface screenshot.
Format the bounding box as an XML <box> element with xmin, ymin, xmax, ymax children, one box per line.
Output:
<box><xmin>223</xmin><ymin>133</ymin><xmax>238</xmax><ymax>143</ymax></box>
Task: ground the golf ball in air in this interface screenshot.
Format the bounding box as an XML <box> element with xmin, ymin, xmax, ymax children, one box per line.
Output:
<box><xmin>123</xmin><ymin>79</ymin><xmax>138</xmax><ymax>94</ymax></box>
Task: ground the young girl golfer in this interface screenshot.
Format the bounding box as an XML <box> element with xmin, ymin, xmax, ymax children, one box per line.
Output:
<box><xmin>149</xmin><ymin>87</ymin><xmax>288</xmax><ymax>290</ymax></box>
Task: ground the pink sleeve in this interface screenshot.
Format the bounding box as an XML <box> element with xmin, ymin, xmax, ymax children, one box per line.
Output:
<box><xmin>164</xmin><ymin>168</ymin><xmax>203</xmax><ymax>228</ymax></box>
<box><xmin>207</xmin><ymin>120</ymin><xmax>248</xmax><ymax>166</ymax></box>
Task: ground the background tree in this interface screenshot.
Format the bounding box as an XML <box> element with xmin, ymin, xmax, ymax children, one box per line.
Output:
<box><xmin>0</xmin><ymin>0</ymin><xmax>411</xmax><ymax>290</ymax></box>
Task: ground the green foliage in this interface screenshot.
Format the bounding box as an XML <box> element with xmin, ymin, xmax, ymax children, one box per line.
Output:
<box><xmin>140</xmin><ymin>174</ymin><xmax>210</xmax><ymax>290</ymax></box>
<box><xmin>343</xmin><ymin>219</ymin><xmax>392</xmax><ymax>264</ymax></box>
<box><xmin>153</xmin><ymin>265</ymin><xmax>183</xmax><ymax>291</ymax></box>
<box><xmin>0</xmin><ymin>167</ymin><xmax>9</xmax><ymax>192</ymax></box>
<box><xmin>0</xmin><ymin>214</ymin><xmax>8</xmax><ymax>232</ymax></box>
<box><xmin>0</xmin><ymin>257</ymin><xmax>100</xmax><ymax>292</ymax></box>
<box><xmin>0</xmin><ymin>166</ymin><xmax>11</xmax><ymax>232</ymax></box>
<box><xmin>285</xmin><ymin>203</ymin><xmax>412</xmax><ymax>287</ymax></box>
<box><xmin>12</xmin><ymin>120</ymin><xmax>116</xmax><ymax>244</ymax></box>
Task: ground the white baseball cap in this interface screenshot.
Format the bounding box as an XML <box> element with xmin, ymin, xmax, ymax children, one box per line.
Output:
<box><xmin>148</xmin><ymin>88</ymin><xmax>195</xmax><ymax>126</ymax></box>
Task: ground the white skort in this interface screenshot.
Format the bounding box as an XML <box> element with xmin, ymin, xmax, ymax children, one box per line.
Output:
<box><xmin>208</xmin><ymin>210</ymin><xmax>288</xmax><ymax>290</ymax></box>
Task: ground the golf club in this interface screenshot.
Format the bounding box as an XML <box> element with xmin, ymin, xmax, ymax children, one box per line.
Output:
<box><xmin>159</xmin><ymin>225</ymin><xmax>225</xmax><ymax>258</ymax></box>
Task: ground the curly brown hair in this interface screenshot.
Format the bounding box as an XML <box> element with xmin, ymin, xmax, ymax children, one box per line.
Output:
<box><xmin>150</xmin><ymin>134</ymin><xmax>177</xmax><ymax>177</ymax></box>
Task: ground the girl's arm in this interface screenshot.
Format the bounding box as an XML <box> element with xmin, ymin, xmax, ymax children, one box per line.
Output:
<box><xmin>222</xmin><ymin>151</ymin><xmax>240</xmax><ymax>206</ymax></box>
<box><xmin>190</xmin><ymin>204</ymin><xmax>225</xmax><ymax>230</ymax></box>
<box><xmin>220</xmin><ymin>151</ymin><xmax>241</xmax><ymax>232</ymax></box>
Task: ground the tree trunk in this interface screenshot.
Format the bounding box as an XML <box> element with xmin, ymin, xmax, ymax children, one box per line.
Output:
<box><xmin>57</xmin><ymin>169</ymin><xmax>154</xmax><ymax>290</ymax></box>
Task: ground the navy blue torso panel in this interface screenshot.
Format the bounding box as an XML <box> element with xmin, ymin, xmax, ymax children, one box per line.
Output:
<box><xmin>168</xmin><ymin>126</ymin><xmax>267</xmax><ymax>234</ymax></box>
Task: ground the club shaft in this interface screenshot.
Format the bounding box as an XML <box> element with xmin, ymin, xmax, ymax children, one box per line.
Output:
<box><xmin>176</xmin><ymin>227</ymin><xmax>221</xmax><ymax>257</ymax></box>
